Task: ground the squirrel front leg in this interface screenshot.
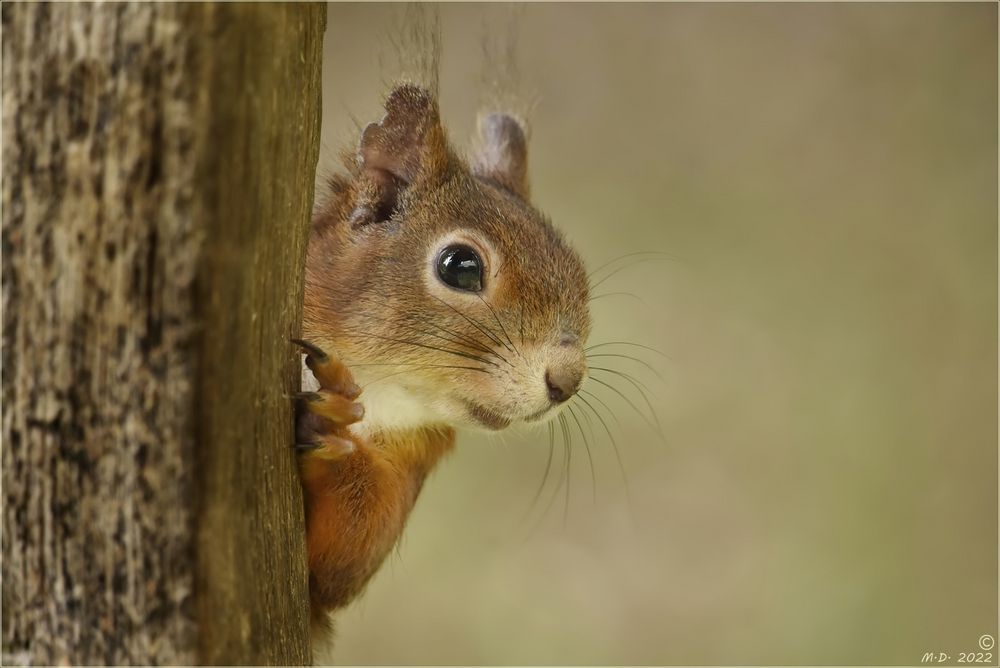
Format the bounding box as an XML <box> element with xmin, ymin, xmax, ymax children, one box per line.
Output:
<box><xmin>293</xmin><ymin>340</ymin><xmax>418</xmax><ymax>617</ymax></box>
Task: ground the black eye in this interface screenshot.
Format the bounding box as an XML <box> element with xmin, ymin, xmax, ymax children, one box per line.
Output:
<box><xmin>437</xmin><ymin>245</ymin><xmax>483</xmax><ymax>292</ymax></box>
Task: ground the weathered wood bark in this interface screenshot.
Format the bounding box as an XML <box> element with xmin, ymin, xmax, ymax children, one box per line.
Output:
<box><xmin>192</xmin><ymin>3</ymin><xmax>324</xmax><ymax>665</ymax></box>
<box><xmin>2</xmin><ymin>3</ymin><xmax>325</xmax><ymax>664</ymax></box>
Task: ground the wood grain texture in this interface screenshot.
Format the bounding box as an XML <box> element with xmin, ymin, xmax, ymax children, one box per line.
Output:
<box><xmin>192</xmin><ymin>3</ymin><xmax>325</xmax><ymax>665</ymax></box>
<box><xmin>2</xmin><ymin>3</ymin><xmax>325</xmax><ymax>664</ymax></box>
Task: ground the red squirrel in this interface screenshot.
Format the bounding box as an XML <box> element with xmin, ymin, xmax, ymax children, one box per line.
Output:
<box><xmin>295</xmin><ymin>79</ymin><xmax>591</xmax><ymax>655</ymax></box>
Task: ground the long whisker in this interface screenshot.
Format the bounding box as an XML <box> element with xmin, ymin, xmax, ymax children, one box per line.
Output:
<box><xmin>433</xmin><ymin>295</ymin><xmax>508</xmax><ymax>351</ymax></box>
<box><xmin>574</xmin><ymin>397</ymin><xmax>600</xmax><ymax>447</ymax></box>
<box><xmin>584</xmin><ymin>341</ymin><xmax>670</xmax><ymax>359</ymax></box>
<box><xmin>589</xmin><ymin>366</ymin><xmax>664</xmax><ymax>435</ymax></box>
<box><xmin>586</xmin><ymin>250</ymin><xmax>676</xmax><ymax>282</ymax></box>
<box><xmin>586</xmin><ymin>353</ymin><xmax>665</xmax><ymax>382</ymax></box>
<box><xmin>567</xmin><ymin>403</ymin><xmax>597</xmax><ymax>505</ymax></box>
<box><xmin>401</xmin><ymin>324</ymin><xmax>507</xmax><ymax>365</ymax></box>
<box><xmin>589</xmin><ymin>255</ymin><xmax>675</xmax><ymax>292</ymax></box>
<box><xmin>519</xmin><ymin>420</ymin><xmax>556</xmax><ymax>527</ymax></box>
<box><xmin>407</xmin><ymin>312</ymin><xmax>513</xmax><ymax>365</ymax></box>
<box><xmin>477</xmin><ymin>293</ymin><xmax>520</xmax><ymax>357</ymax></box>
<box><xmin>588</xmin><ymin>291</ymin><xmax>647</xmax><ymax>306</ymax></box>
<box><xmin>560</xmin><ymin>412</ymin><xmax>572</xmax><ymax>526</ymax></box>
<box><xmin>349</xmin><ymin>362</ymin><xmax>487</xmax><ymax>368</ymax></box>
<box><xmin>587</xmin><ymin>375</ymin><xmax>661</xmax><ymax>436</ymax></box>
<box><xmin>361</xmin><ymin>364</ymin><xmax>487</xmax><ymax>388</ymax></box>
<box><xmin>308</xmin><ymin>302</ymin><xmax>509</xmax><ymax>365</ymax></box>
<box><xmin>580</xmin><ymin>388</ymin><xmax>621</xmax><ymax>428</ymax></box>
<box><xmin>347</xmin><ymin>307</ymin><xmax>510</xmax><ymax>365</ymax></box>
<box><xmin>345</xmin><ymin>329</ymin><xmax>500</xmax><ymax>368</ymax></box>
<box><xmin>577</xmin><ymin>391</ymin><xmax>633</xmax><ymax>515</ymax></box>
<box><xmin>406</xmin><ymin>313</ymin><xmax>499</xmax><ymax>354</ymax></box>
<box><xmin>590</xmin><ymin>365</ymin><xmax>658</xmax><ymax>398</ymax></box>
<box><xmin>529</xmin><ymin>415</ymin><xmax>571</xmax><ymax>536</ymax></box>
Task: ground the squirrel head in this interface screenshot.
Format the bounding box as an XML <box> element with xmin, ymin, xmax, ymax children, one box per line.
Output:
<box><xmin>306</xmin><ymin>84</ymin><xmax>591</xmax><ymax>432</ymax></box>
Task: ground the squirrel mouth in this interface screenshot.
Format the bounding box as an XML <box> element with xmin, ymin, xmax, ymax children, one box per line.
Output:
<box><xmin>463</xmin><ymin>400</ymin><xmax>510</xmax><ymax>431</ymax></box>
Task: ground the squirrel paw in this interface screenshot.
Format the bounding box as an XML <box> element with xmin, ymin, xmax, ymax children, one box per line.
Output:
<box><xmin>293</xmin><ymin>339</ymin><xmax>365</xmax><ymax>461</ymax></box>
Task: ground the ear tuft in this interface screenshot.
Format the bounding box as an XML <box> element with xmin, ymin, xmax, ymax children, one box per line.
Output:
<box><xmin>359</xmin><ymin>84</ymin><xmax>449</xmax><ymax>185</ymax></box>
<box><xmin>472</xmin><ymin>113</ymin><xmax>530</xmax><ymax>199</ymax></box>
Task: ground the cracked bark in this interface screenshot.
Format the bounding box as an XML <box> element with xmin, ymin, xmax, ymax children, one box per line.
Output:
<box><xmin>2</xmin><ymin>3</ymin><xmax>325</xmax><ymax>664</ymax></box>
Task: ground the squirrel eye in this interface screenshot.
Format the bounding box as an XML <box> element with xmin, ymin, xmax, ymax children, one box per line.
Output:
<box><xmin>436</xmin><ymin>245</ymin><xmax>483</xmax><ymax>292</ymax></box>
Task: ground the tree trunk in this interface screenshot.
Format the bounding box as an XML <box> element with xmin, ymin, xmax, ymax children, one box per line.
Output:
<box><xmin>1</xmin><ymin>3</ymin><xmax>325</xmax><ymax>664</ymax></box>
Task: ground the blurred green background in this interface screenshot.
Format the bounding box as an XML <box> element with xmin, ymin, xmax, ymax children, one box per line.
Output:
<box><xmin>319</xmin><ymin>4</ymin><xmax>997</xmax><ymax>665</ymax></box>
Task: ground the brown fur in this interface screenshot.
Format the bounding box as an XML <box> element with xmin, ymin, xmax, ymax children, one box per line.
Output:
<box><xmin>301</xmin><ymin>426</ymin><xmax>452</xmax><ymax>614</ymax></box>
<box><xmin>299</xmin><ymin>84</ymin><xmax>591</xmax><ymax>626</ymax></box>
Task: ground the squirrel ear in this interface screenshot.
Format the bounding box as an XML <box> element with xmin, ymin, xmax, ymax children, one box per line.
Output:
<box><xmin>358</xmin><ymin>84</ymin><xmax>450</xmax><ymax>187</ymax></box>
<box><xmin>472</xmin><ymin>113</ymin><xmax>530</xmax><ymax>199</ymax></box>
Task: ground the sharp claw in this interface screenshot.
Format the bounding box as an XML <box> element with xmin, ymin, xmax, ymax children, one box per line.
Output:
<box><xmin>295</xmin><ymin>442</ymin><xmax>321</xmax><ymax>453</ymax></box>
<box><xmin>294</xmin><ymin>391</ymin><xmax>322</xmax><ymax>402</ymax></box>
<box><xmin>294</xmin><ymin>437</ymin><xmax>356</xmax><ymax>460</ymax></box>
<box><xmin>291</xmin><ymin>338</ymin><xmax>329</xmax><ymax>362</ymax></box>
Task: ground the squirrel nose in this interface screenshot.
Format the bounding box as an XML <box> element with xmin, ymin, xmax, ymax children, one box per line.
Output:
<box><xmin>545</xmin><ymin>367</ymin><xmax>581</xmax><ymax>404</ymax></box>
